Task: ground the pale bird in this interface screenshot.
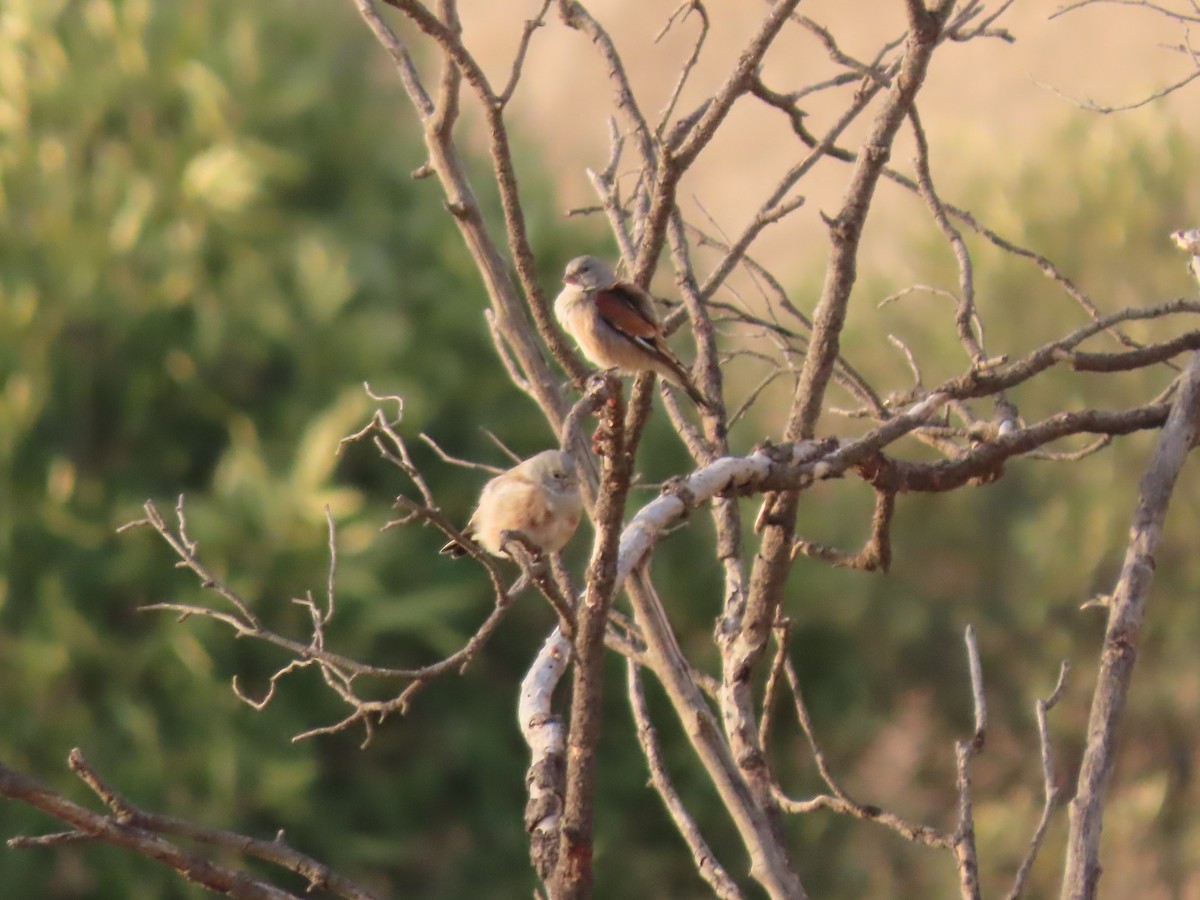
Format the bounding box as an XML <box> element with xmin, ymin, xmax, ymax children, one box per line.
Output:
<box><xmin>554</xmin><ymin>255</ymin><xmax>711</xmax><ymax>410</ymax></box>
<box><xmin>440</xmin><ymin>450</ymin><xmax>582</xmax><ymax>558</ymax></box>
<box><xmin>1171</xmin><ymin>228</ymin><xmax>1200</xmax><ymax>287</ymax></box>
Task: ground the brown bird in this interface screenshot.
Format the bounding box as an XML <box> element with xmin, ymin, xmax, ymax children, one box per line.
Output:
<box><xmin>554</xmin><ymin>255</ymin><xmax>711</xmax><ymax>409</ymax></box>
<box><xmin>440</xmin><ymin>450</ymin><xmax>582</xmax><ymax>558</ymax></box>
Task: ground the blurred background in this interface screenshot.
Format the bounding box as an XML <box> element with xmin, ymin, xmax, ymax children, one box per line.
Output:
<box><xmin>2</xmin><ymin>0</ymin><xmax>1200</xmax><ymax>897</ymax></box>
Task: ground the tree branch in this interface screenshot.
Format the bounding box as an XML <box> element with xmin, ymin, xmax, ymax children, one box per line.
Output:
<box><xmin>2</xmin><ymin>751</ymin><xmax>377</xmax><ymax>900</ymax></box>
<box><xmin>1061</xmin><ymin>352</ymin><xmax>1200</xmax><ymax>899</ymax></box>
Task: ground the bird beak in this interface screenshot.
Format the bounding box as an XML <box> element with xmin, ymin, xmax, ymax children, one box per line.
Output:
<box><xmin>563</xmin><ymin>274</ymin><xmax>579</xmax><ymax>286</ymax></box>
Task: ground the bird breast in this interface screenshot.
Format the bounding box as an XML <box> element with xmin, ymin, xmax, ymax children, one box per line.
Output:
<box><xmin>556</xmin><ymin>286</ymin><xmax>648</xmax><ymax>373</ymax></box>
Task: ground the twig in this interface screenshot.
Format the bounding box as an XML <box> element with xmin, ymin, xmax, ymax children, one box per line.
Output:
<box><xmin>497</xmin><ymin>0</ymin><xmax>553</xmax><ymax>107</ymax></box>
<box><xmin>790</xmin><ymin>487</ymin><xmax>895</xmax><ymax>571</ymax></box>
<box><xmin>1006</xmin><ymin>662</ymin><xmax>1069</xmax><ymax>900</ymax></box>
<box><xmin>655</xmin><ymin>1</ymin><xmax>710</xmax><ymax>138</ymax></box>
<box><xmin>2</xmin><ymin>751</ymin><xmax>381</xmax><ymax>900</ymax></box>
<box><xmin>418</xmin><ymin>433</ymin><xmax>506</xmax><ymax>474</ymax></box>
<box><xmin>627</xmin><ymin>659</ymin><xmax>744</xmax><ymax>900</ymax></box>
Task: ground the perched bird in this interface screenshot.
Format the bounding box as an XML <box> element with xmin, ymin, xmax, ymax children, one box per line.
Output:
<box><xmin>440</xmin><ymin>450</ymin><xmax>582</xmax><ymax>559</ymax></box>
<box><xmin>1171</xmin><ymin>227</ymin><xmax>1200</xmax><ymax>287</ymax></box>
<box><xmin>554</xmin><ymin>255</ymin><xmax>711</xmax><ymax>409</ymax></box>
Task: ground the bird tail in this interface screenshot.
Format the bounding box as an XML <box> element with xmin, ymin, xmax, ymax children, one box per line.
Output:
<box><xmin>679</xmin><ymin>377</ymin><xmax>713</xmax><ymax>411</ymax></box>
<box><xmin>439</xmin><ymin>538</ymin><xmax>470</xmax><ymax>557</ymax></box>
<box><xmin>656</xmin><ymin>350</ymin><xmax>713</xmax><ymax>411</ymax></box>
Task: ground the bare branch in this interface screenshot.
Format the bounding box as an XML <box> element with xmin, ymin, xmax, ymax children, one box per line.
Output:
<box><xmin>773</xmin><ymin>655</ymin><xmax>952</xmax><ymax>848</ymax></box>
<box><xmin>953</xmin><ymin>625</ymin><xmax>987</xmax><ymax>900</ymax></box>
<box><xmin>521</xmin><ymin>629</ymin><xmax>571</xmax><ymax>883</ymax></box>
<box><xmin>624</xmin><ymin>571</ymin><xmax>807</xmax><ymax>897</ymax></box>
<box><xmin>1</xmin><ymin>752</ymin><xmax>377</xmax><ymax>900</ymax></box>
<box><xmin>654</xmin><ymin>1</ymin><xmax>710</xmax><ymax>138</ymax></box>
<box><xmin>1007</xmin><ymin>662</ymin><xmax>1070</xmax><ymax>900</ymax></box>
<box><xmin>1033</xmin><ymin>67</ymin><xmax>1200</xmax><ymax>113</ymax></box>
<box><xmin>497</xmin><ymin>0</ymin><xmax>553</xmax><ymax>107</ymax></box>
<box><xmin>1062</xmin><ymin>352</ymin><xmax>1200</xmax><ymax>898</ymax></box>
<box><xmin>908</xmin><ymin>106</ymin><xmax>986</xmax><ymax>365</ymax></box>
<box><xmin>1052</xmin><ymin>0</ymin><xmax>1200</xmax><ymax>24</ymax></box>
<box><xmin>633</xmin><ymin>0</ymin><xmax>803</xmax><ymax>282</ymax></box>
<box><xmin>418</xmin><ymin>432</ymin><xmax>507</xmax><ymax>474</ymax></box>
<box><xmin>627</xmin><ymin>660</ymin><xmax>744</xmax><ymax>900</ymax></box>
<box><xmin>791</xmin><ymin>487</ymin><xmax>895</xmax><ymax>571</ymax></box>
<box><xmin>554</xmin><ymin>375</ymin><xmax>627</xmax><ymax>900</ymax></box>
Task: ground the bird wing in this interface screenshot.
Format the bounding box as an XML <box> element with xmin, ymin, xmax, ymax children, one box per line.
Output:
<box><xmin>593</xmin><ymin>285</ymin><xmax>662</xmax><ymax>341</ymax></box>
<box><xmin>477</xmin><ymin>473</ymin><xmax>538</xmax><ymax>512</ymax></box>
<box><xmin>592</xmin><ymin>283</ymin><xmax>712</xmax><ymax>410</ymax></box>
<box><xmin>480</xmin><ymin>475</ymin><xmax>560</xmax><ymax>553</ymax></box>
<box><xmin>442</xmin><ymin>473</ymin><xmax>531</xmax><ymax>556</ymax></box>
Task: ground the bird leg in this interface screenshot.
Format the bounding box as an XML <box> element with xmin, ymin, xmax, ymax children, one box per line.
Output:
<box><xmin>501</xmin><ymin>531</ymin><xmax>577</xmax><ymax>641</ymax></box>
<box><xmin>500</xmin><ymin>530</ymin><xmax>545</xmax><ymax>575</ymax></box>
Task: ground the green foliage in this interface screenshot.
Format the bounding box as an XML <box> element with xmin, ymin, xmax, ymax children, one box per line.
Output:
<box><xmin>4</xmin><ymin>0</ymin><xmax>1200</xmax><ymax>897</ymax></box>
<box><xmin>0</xmin><ymin>2</ymin><xmax>715</xmax><ymax>897</ymax></box>
<box><xmin>0</xmin><ymin>0</ymin><xmax>563</xmax><ymax>896</ymax></box>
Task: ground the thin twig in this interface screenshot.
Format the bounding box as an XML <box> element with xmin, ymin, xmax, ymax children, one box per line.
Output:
<box><xmin>627</xmin><ymin>660</ymin><xmax>744</xmax><ymax>900</ymax></box>
<box><xmin>1006</xmin><ymin>662</ymin><xmax>1070</xmax><ymax>900</ymax></box>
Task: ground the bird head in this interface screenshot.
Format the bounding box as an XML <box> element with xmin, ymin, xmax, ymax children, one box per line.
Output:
<box><xmin>562</xmin><ymin>255</ymin><xmax>615</xmax><ymax>291</ymax></box>
<box><xmin>1171</xmin><ymin>228</ymin><xmax>1200</xmax><ymax>255</ymax></box>
<box><xmin>526</xmin><ymin>450</ymin><xmax>578</xmax><ymax>496</ymax></box>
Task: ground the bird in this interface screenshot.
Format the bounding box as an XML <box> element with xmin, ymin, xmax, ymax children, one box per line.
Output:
<box><xmin>554</xmin><ymin>255</ymin><xmax>711</xmax><ymax>410</ymax></box>
<box><xmin>1171</xmin><ymin>227</ymin><xmax>1200</xmax><ymax>288</ymax></box>
<box><xmin>440</xmin><ymin>450</ymin><xmax>582</xmax><ymax>559</ymax></box>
